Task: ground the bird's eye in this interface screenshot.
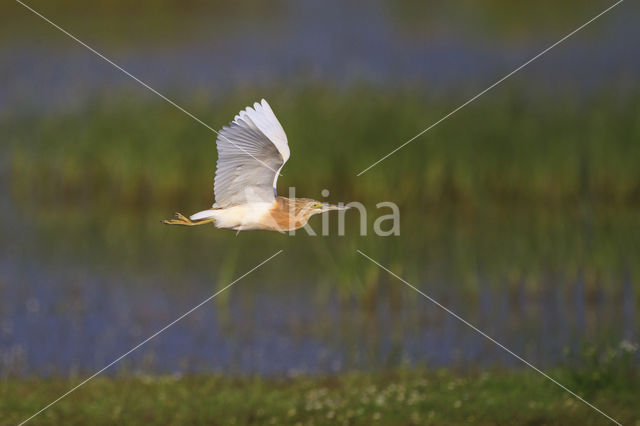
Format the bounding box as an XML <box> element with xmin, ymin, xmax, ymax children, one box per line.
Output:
<box><xmin>314</xmin><ymin>202</ymin><xmax>322</xmax><ymax>208</ymax></box>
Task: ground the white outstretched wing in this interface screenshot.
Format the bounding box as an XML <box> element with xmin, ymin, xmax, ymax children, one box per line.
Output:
<box><xmin>213</xmin><ymin>99</ymin><xmax>290</xmax><ymax>207</ymax></box>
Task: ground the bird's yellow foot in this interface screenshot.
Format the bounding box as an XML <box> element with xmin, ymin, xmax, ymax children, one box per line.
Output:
<box><xmin>162</xmin><ymin>212</ymin><xmax>214</xmax><ymax>226</ymax></box>
<box><xmin>162</xmin><ymin>212</ymin><xmax>194</xmax><ymax>226</ymax></box>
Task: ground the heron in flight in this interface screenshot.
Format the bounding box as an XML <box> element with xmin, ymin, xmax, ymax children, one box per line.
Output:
<box><xmin>163</xmin><ymin>99</ymin><xmax>347</xmax><ymax>231</ymax></box>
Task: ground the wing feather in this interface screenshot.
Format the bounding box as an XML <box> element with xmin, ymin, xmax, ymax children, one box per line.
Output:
<box><xmin>213</xmin><ymin>99</ymin><xmax>290</xmax><ymax>207</ymax></box>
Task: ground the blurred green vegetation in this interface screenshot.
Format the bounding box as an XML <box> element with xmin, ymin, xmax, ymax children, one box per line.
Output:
<box><xmin>384</xmin><ymin>0</ymin><xmax>625</xmax><ymax>41</ymax></box>
<box><xmin>2</xmin><ymin>343</ymin><xmax>637</xmax><ymax>425</ymax></box>
<box><xmin>1</xmin><ymin>0</ymin><xmax>285</xmax><ymax>46</ymax></box>
<box><xmin>3</xmin><ymin>3</ymin><xmax>637</xmax><ymax>417</ymax></box>
<box><xmin>4</xmin><ymin>87</ymin><xmax>640</xmax><ymax>296</ymax></box>
<box><xmin>5</xmin><ymin>0</ymin><xmax>630</xmax><ymax>46</ymax></box>
<box><xmin>7</xmin><ymin>87</ymin><xmax>640</xmax><ymax>207</ymax></box>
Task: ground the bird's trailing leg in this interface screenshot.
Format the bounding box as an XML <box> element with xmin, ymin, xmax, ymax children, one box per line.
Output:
<box><xmin>162</xmin><ymin>212</ymin><xmax>215</xmax><ymax>226</ymax></box>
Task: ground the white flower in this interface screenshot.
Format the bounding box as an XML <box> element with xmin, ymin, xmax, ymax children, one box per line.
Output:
<box><xmin>619</xmin><ymin>340</ymin><xmax>638</xmax><ymax>353</ymax></box>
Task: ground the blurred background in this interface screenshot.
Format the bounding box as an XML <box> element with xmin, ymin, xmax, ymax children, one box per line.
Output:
<box><xmin>1</xmin><ymin>0</ymin><xmax>639</xmax><ymax>411</ymax></box>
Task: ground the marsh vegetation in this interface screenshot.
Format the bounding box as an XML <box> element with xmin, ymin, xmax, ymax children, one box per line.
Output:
<box><xmin>2</xmin><ymin>0</ymin><xmax>639</xmax><ymax>423</ymax></box>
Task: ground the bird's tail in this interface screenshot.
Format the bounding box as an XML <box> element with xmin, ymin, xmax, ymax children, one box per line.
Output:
<box><xmin>190</xmin><ymin>210</ymin><xmax>218</xmax><ymax>221</ymax></box>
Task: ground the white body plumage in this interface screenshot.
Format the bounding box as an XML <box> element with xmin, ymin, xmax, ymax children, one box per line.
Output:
<box><xmin>190</xmin><ymin>202</ymin><xmax>275</xmax><ymax>231</ymax></box>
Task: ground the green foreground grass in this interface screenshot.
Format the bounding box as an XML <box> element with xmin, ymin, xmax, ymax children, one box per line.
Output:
<box><xmin>2</xmin><ymin>367</ymin><xmax>638</xmax><ymax>425</ymax></box>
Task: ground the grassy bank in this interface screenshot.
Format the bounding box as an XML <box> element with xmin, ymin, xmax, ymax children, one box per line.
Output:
<box><xmin>2</xmin><ymin>364</ymin><xmax>638</xmax><ymax>425</ymax></box>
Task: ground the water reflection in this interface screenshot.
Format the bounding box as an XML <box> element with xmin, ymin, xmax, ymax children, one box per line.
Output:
<box><xmin>0</xmin><ymin>197</ymin><xmax>636</xmax><ymax>376</ymax></box>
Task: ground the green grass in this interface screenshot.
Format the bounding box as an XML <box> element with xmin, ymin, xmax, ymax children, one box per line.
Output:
<box><xmin>3</xmin><ymin>343</ymin><xmax>637</xmax><ymax>425</ymax></box>
<box><xmin>3</xmin><ymin>87</ymin><xmax>640</xmax><ymax>296</ymax></box>
<box><xmin>6</xmin><ymin>87</ymin><xmax>640</xmax><ymax>208</ymax></box>
<box><xmin>4</xmin><ymin>88</ymin><xmax>640</xmax><ymax>287</ymax></box>
<box><xmin>2</xmin><ymin>365</ymin><xmax>638</xmax><ymax>425</ymax></box>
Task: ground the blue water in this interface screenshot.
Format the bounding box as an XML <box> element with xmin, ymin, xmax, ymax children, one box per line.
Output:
<box><xmin>0</xmin><ymin>238</ymin><xmax>635</xmax><ymax>377</ymax></box>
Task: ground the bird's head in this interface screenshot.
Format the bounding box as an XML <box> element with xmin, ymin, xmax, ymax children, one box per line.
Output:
<box><xmin>284</xmin><ymin>198</ymin><xmax>349</xmax><ymax>225</ymax></box>
<box><xmin>301</xmin><ymin>198</ymin><xmax>350</xmax><ymax>216</ymax></box>
<box><xmin>269</xmin><ymin>197</ymin><xmax>350</xmax><ymax>231</ymax></box>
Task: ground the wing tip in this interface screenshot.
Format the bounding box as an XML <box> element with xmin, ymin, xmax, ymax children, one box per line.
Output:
<box><xmin>233</xmin><ymin>99</ymin><xmax>271</xmax><ymax>124</ymax></box>
<box><xmin>232</xmin><ymin>99</ymin><xmax>271</xmax><ymax>122</ymax></box>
